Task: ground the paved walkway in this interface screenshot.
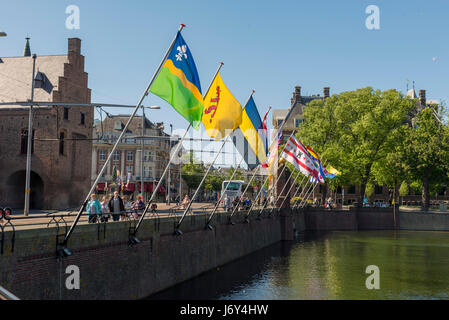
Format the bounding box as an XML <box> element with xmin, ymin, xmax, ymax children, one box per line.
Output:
<box><xmin>1</xmin><ymin>202</ymin><xmax>263</xmax><ymax>231</ymax></box>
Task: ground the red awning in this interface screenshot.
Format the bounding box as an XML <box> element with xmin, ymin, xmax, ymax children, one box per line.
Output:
<box><xmin>145</xmin><ymin>183</ymin><xmax>154</xmax><ymax>193</ymax></box>
<box><xmin>96</xmin><ymin>183</ymin><xmax>105</xmax><ymax>191</ymax></box>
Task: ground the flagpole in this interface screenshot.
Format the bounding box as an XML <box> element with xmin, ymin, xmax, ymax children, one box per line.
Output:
<box><xmin>206</xmin><ymin>91</ymin><xmax>255</xmax><ymax>226</ymax></box>
<box><xmin>133</xmin><ymin>124</ymin><xmax>191</xmax><ymax>234</ymax></box>
<box><xmin>295</xmin><ymin>179</ymin><xmax>314</xmax><ymax>208</ymax></box>
<box><xmin>63</xmin><ymin>24</ymin><xmax>186</xmax><ymax>246</ymax></box>
<box><xmin>245</xmin><ymin>130</ymin><xmax>295</xmax><ymax>220</ymax></box>
<box><xmin>297</xmin><ymin>159</ymin><xmax>328</xmax><ymax>208</ymax></box>
<box><xmin>229</xmin><ymin>165</ymin><xmax>260</xmax><ymax>222</ymax></box>
<box><xmin>242</xmin><ymin>103</ymin><xmax>297</xmax><ymax>222</ymax></box>
<box><xmin>260</xmin><ymin>162</ymin><xmax>288</xmax><ymax>214</ymax></box>
<box><xmin>269</xmin><ymin>166</ymin><xmax>295</xmax><ymax>214</ymax></box>
<box><xmin>275</xmin><ymin>168</ymin><xmax>302</xmax><ymax>213</ymax></box>
<box><xmin>289</xmin><ymin>173</ymin><xmax>308</xmax><ymax>208</ymax></box>
<box><xmin>299</xmin><ymin>182</ymin><xmax>316</xmax><ymax>207</ymax></box>
<box><xmin>256</xmin><ymin>129</ymin><xmax>297</xmax><ymax>215</ymax></box>
<box><xmin>228</xmin><ymin>106</ymin><xmax>271</xmax><ymax>222</ymax></box>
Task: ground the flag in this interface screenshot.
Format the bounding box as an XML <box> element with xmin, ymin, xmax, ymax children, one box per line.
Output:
<box><xmin>306</xmin><ymin>146</ymin><xmax>326</xmax><ymax>184</ymax></box>
<box><xmin>264</xmin><ymin>130</ymin><xmax>282</xmax><ymax>190</ymax></box>
<box><xmin>262</xmin><ymin>129</ymin><xmax>282</xmax><ymax>169</ymax></box>
<box><xmin>202</xmin><ymin>72</ymin><xmax>242</xmax><ymax>140</ymax></box>
<box><xmin>126</xmin><ymin>172</ymin><xmax>131</xmax><ymax>187</ymax></box>
<box><xmin>323</xmin><ymin>165</ymin><xmax>341</xmax><ymax>179</ymax></box>
<box><xmin>150</xmin><ymin>31</ymin><xmax>203</xmax><ymax>129</ymax></box>
<box><xmin>231</xmin><ymin>97</ymin><xmax>269</xmax><ymax>170</ymax></box>
<box><xmin>112</xmin><ymin>166</ymin><xmax>119</xmax><ymax>183</ymax></box>
<box><xmin>261</xmin><ymin>108</ymin><xmax>269</xmax><ymax>154</ymax></box>
<box><xmin>280</xmin><ymin>136</ymin><xmax>319</xmax><ymax>178</ymax></box>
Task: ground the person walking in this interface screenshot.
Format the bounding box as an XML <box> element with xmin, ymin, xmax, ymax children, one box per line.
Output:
<box><xmin>132</xmin><ymin>195</ymin><xmax>145</xmax><ymax>219</ymax></box>
<box><xmin>122</xmin><ymin>196</ymin><xmax>132</xmax><ymax>221</ymax></box>
<box><xmin>108</xmin><ymin>191</ymin><xmax>124</xmax><ymax>222</ymax></box>
<box><xmin>86</xmin><ymin>193</ymin><xmax>101</xmax><ymax>223</ymax></box>
<box><xmin>100</xmin><ymin>196</ymin><xmax>110</xmax><ymax>222</ymax></box>
<box><xmin>181</xmin><ymin>194</ymin><xmax>190</xmax><ymax>209</ymax></box>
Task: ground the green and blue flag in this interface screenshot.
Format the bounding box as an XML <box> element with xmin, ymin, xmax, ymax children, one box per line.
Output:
<box><xmin>150</xmin><ymin>32</ymin><xmax>203</xmax><ymax>129</ymax></box>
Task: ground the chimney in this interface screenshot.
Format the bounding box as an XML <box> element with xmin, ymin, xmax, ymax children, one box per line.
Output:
<box><xmin>291</xmin><ymin>86</ymin><xmax>301</xmax><ymax>105</ymax></box>
<box><xmin>23</xmin><ymin>37</ymin><xmax>31</xmax><ymax>57</ymax></box>
<box><xmin>419</xmin><ymin>89</ymin><xmax>426</xmax><ymax>106</ymax></box>
<box><xmin>323</xmin><ymin>87</ymin><xmax>330</xmax><ymax>99</ymax></box>
<box><xmin>68</xmin><ymin>38</ymin><xmax>81</xmax><ymax>54</ymax></box>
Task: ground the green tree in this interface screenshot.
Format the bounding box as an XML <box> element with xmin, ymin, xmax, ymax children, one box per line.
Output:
<box><xmin>298</xmin><ymin>87</ymin><xmax>415</xmax><ymax>204</ymax></box>
<box><xmin>400</xmin><ymin>107</ymin><xmax>449</xmax><ymax>211</ymax></box>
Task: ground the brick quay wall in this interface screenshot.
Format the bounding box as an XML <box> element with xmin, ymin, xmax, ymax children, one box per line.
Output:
<box><xmin>1</xmin><ymin>207</ymin><xmax>448</xmax><ymax>299</ymax></box>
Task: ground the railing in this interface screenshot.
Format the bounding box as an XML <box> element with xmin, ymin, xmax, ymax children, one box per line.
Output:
<box><xmin>0</xmin><ymin>202</ymin><xmax>277</xmax><ymax>232</ymax></box>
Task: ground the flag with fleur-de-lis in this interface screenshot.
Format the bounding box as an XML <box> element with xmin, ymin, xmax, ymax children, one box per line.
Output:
<box><xmin>150</xmin><ymin>31</ymin><xmax>203</xmax><ymax>129</ymax></box>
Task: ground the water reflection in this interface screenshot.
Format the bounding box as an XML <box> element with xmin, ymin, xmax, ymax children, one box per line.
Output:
<box><xmin>148</xmin><ymin>231</ymin><xmax>449</xmax><ymax>300</ymax></box>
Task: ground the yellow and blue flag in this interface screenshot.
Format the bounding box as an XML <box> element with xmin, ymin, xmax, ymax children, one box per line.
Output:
<box><xmin>231</xmin><ymin>97</ymin><xmax>268</xmax><ymax>170</ymax></box>
<box><xmin>150</xmin><ymin>31</ymin><xmax>203</xmax><ymax>129</ymax></box>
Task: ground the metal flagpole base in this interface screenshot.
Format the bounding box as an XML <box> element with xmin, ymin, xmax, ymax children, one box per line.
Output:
<box><xmin>128</xmin><ymin>235</ymin><xmax>141</xmax><ymax>247</ymax></box>
<box><xmin>174</xmin><ymin>228</ymin><xmax>183</xmax><ymax>236</ymax></box>
<box><xmin>206</xmin><ymin>223</ymin><xmax>214</xmax><ymax>231</ymax></box>
<box><xmin>244</xmin><ymin>217</ymin><xmax>250</xmax><ymax>224</ymax></box>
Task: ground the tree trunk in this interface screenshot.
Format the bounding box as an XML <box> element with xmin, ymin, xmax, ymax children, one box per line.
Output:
<box><xmin>359</xmin><ymin>182</ymin><xmax>366</xmax><ymax>206</ymax></box>
<box><xmin>321</xmin><ymin>184</ymin><xmax>327</xmax><ymax>206</ymax></box>
<box><xmin>422</xmin><ymin>175</ymin><xmax>430</xmax><ymax>212</ymax></box>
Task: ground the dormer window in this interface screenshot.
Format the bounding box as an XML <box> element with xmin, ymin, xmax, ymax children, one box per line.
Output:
<box><xmin>114</xmin><ymin>120</ymin><xmax>122</xmax><ymax>130</ymax></box>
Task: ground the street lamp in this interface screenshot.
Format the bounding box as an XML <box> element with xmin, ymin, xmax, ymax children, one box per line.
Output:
<box><xmin>0</xmin><ymin>31</ymin><xmax>7</xmax><ymax>37</ymax></box>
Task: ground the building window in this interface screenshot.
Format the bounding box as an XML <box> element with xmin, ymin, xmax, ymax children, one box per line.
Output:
<box><xmin>64</xmin><ymin>107</ymin><xmax>69</xmax><ymax>120</ymax></box>
<box><xmin>113</xmin><ymin>150</ymin><xmax>120</xmax><ymax>162</ymax></box>
<box><xmin>80</xmin><ymin>112</ymin><xmax>85</xmax><ymax>125</ymax></box>
<box><xmin>59</xmin><ymin>132</ymin><xmax>65</xmax><ymax>155</ymax></box>
<box><xmin>144</xmin><ymin>166</ymin><xmax>153</xmax><ymax>178</ymax></box>
<box><xmin>127</xmin><ymin>151</ymin><xmax>133</xmax><ymax>161</ymax></box>
<box><xmin>144</xmin><ymin>151</ymin><xmax>153</xmax><ymax>162</ymax></box>
<box><xmin>295</xmin><ymin>119</ymin><xmax>303</xmax><ymax>128</ymax></box>
<box><xmin>277</xmin><ymin>119</ymin><xmax>283</xmax><ymax>127</ymax></box>
<box><xmin>99</xmin><ymin>150</ymin><xmax>106</xmax><ymax>161</ymax></box>
<box><xmin>114</xmin><ymin>120</ymin><xmax>122</xmax><ymax>130</ymax></box>
<box><xmin>20</xmin><ymin>129</ymin><xmax>34</xmax><ymax>154</ymax></box>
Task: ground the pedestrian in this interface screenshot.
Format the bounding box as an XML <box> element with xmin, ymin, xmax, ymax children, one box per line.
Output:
<box><xmin>86</xmin><ymin>193</ymin><xmax>101</xmax><ymax>223</ymax></box>
<box><xmin>100</xmin><ymin>196</ymin><xmax>110</xmax><ymax>222</ymax></box>
<box><xmin>108</xmin><ymin>191</ymin><xmax>124</xmax><ymax>222</ymax></box>
<box><xmin>314</xmin><ymin>198</ymin><xmax>319</xmax><ymax>207</ymax></box>
<box><xmin>132</xmin><ymin>195</ymin><xmax>145</xmax><ymax>219</ymax></box>
<box><xmin>181</xmin><ymin>194</ymin><xmax>190</xmax><ymax>209</ymax></box>
<box><xmin>122</xmin><ymin>196</ymin><xmax>132</xmax><ymax>220</ymax></box>
<box><xmin>244</xmin><ymin>197</ymin><xmax>251</xmax><ymax>210</ymax></box>
<box><xmin>327</xmin><ymin>197</ymin><xmax>334</xmax><ymax>210</ymax></box>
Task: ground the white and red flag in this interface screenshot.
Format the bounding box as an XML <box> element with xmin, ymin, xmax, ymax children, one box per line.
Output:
<box><xmin>280</xmin><ymin>135</ymin><xmax>319</xmax><ymax>179</ymax></box>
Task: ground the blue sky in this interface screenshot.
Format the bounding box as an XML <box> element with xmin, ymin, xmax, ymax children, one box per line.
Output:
<box><xmin>1</xmin><ymin>0</ymin><xmax>448</xmax><ymax>135</ymax></box>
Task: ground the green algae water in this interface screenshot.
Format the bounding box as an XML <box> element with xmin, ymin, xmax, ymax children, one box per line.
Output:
<box><xmin>149</xmin><ymin>230</ymin><xmax>449</xmax><ymax>300</ymax></box>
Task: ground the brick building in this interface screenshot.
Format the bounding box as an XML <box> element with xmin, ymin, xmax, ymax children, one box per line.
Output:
<box><xmin>0</xmin><ymin>38</ymin><xmax>92</xmax><ymax>210</ymax></box>
<box><xmin>92</xmin><ymin>115</ymin><xmax>186</xmax><ymax>201</ymax></box>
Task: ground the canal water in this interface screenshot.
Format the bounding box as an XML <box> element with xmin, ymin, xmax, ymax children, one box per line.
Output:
<box><xmin>149</xmin><ymin>230</ymin><xmax>449</xmax><ymax>300</ymax></box>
